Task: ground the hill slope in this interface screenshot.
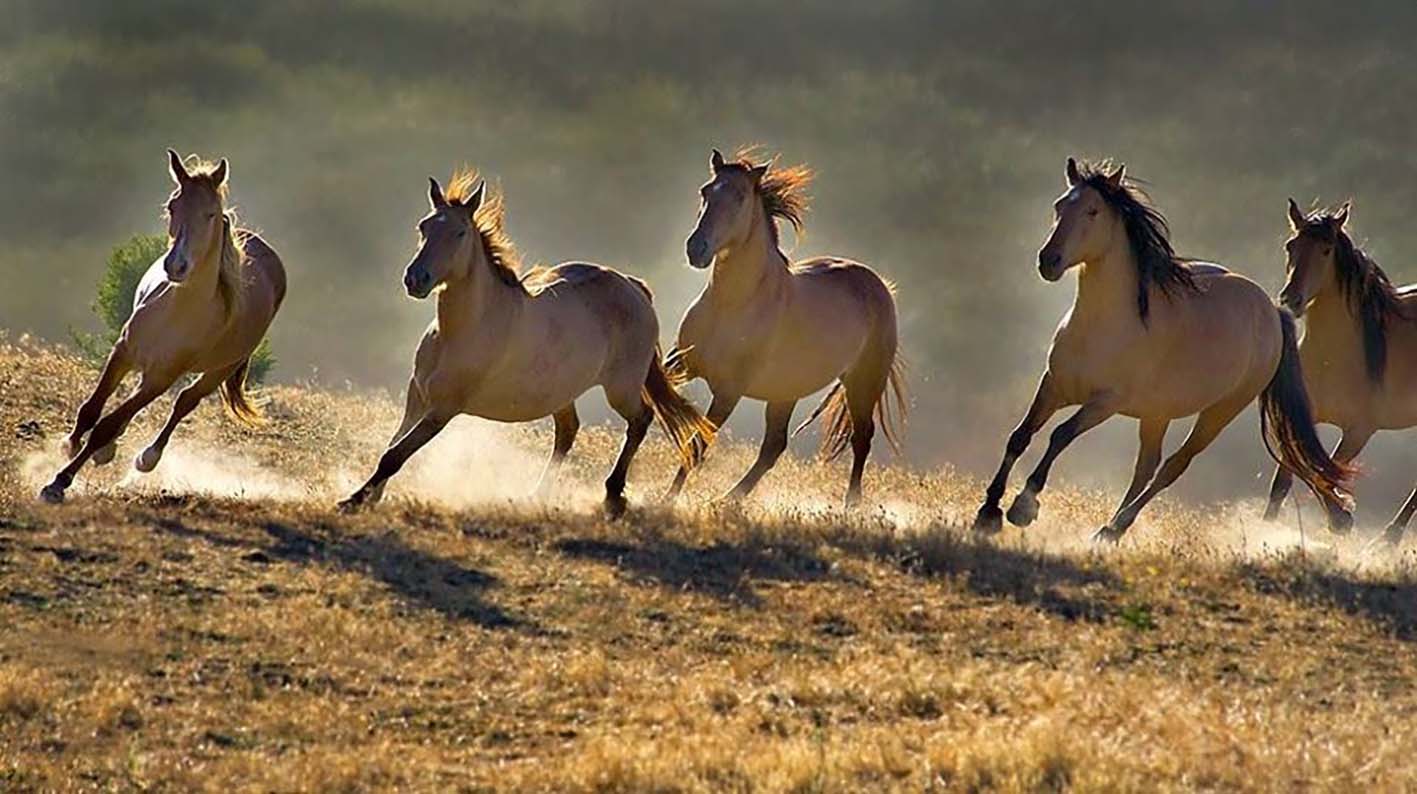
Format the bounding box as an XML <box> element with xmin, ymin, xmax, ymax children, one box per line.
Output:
<box><xmin>1</xmin><ymin>338</ymin><xmax>1415</xmax><ymax>792</ymax></box>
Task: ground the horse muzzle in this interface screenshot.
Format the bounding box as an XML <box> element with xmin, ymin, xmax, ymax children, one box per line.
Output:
<box><xmin>404</xmin><ymin>268</ymin><xmax>434</xmax><ymax>299</ymax></box>
<box><xmin>163</xmin><ymin>252</ymin><xmax>191</xmax><ymax>283</ymax></box>
<box><xmin>686</xmin><ymin>234</ymin><xmax>713</xmax><ymax>269</ymax></box>
<box><xmin>1278</xmin><ymin>288</ymin><xmax>1306</xmax><ymax>317</ymax></box>
<box><xmin>1037</xmin><ymin>251</ymin><xmax>1065</xmax><ymax>282</ymax></box>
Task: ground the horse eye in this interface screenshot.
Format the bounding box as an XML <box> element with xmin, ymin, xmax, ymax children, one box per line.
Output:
<box><xmin>457</xmin><ymin>229</ymin><xmax>467</xmax><ymax>239</ymax></box>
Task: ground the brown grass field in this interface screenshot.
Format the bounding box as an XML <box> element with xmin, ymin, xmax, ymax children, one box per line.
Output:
<box><xmin>1</xmin><ymin>335</ymin><xmax>1416</xmax><ymax>792</ymax></box>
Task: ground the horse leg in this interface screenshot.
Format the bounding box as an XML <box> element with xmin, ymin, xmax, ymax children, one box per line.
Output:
<box><xmin>723</xmin><ymin>401</ymin><xmax>796</xmax><ymax>501</ymax></box>
<box><xmin>1382</xmin><ymin>486</ymin><xmax>1417</xmax><ymax>546</ymax></box>
<box><xmin>973</xmin><ymin>374</ymin><xmax>1063</xmax><ymax>533</ymax></box>
<box><xmin>1263</xmin><ymin>466</ymin><xmax>1294</xmax><ymax>521</ymax></box>
<box><xmin>663</xmin><ymin>391</ymin><xmax>739</xmax><ymax>502</ymax></box>
<box><xmin>365</xmin><ymin>378</ymin><xmax>426</xmax><ymax>505</ymax></box>
<box><xmin>41</xmin><ymin>375</ymin><xmax>175</xmax><ymax>503</ymax></box>
<box><xmin>340</xmin><ymin>413</ymin><xmax>450</xmax><ymax>511</ymax></box>
<box><xmin>1117</xmin><ymin>417</ymin><xmax>1169</xmax><ymax>511</ymax></box>
<box><xmin>535</xmin><ymin>404</ymin><xmax>580</xmax><ymax>498</ymax></box>
<box><xmin>1311</xmin><ymin>428</ymin><xmax>1371</xmax><ymax>534</ymax></box>
<box><xmin>1006</xmin><ymin>391</ymin><xmax>1117</xmax><ymax>528</ymax></box>
<box><xmin>603</xmin><ymin>395</ymin><xmax>653</xmax><ymax>518</ymax></box>
<box><xmin>1097</xmin><ymin>397</ymin><xmax>1248</xmax><ymax>542</ymax></box>
<box><xmin>842</xmin><ymin>370</ymin><xmax>889</xmax><ymax>508</ymax></box>
<box><xmin>135</xmin><ymin>365</ymin><xmax>237</xmax><ymax>473</ymax></box>
<box><xmin>68</xmin><ymin>346</ymin><xmax>132</xmax><ymax>463</ymax></box>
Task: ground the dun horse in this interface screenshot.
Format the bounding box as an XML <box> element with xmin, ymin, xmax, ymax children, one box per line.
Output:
<box><xmin>1265</xmin><ymin>200</ymin><xmax>1417</xmax><ymax>544</ymax></box>
<box><xmin>973</xmin><ymin>158</ymin><xmax>1352</xmax><ymax>541</ymax></box>
<box><xmin>40</xmin><ymin>150</ymin><xmax>286</xmax><ymax>503</ymax></box>
<box><xmin>338</xmin><ymin>170</ymin><xmax>712</xmax><ymax>515</ymax></box>
<box><xmin>664</xmin><ymin>148</ymin><xmax>906</xmax><ymax>507</ymax></box>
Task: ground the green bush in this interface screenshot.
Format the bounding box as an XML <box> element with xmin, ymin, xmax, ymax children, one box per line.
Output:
<box><xmin>72</xmin><ymin>233</ymin><xmax>276</xmax><ymax>383</ymax></box>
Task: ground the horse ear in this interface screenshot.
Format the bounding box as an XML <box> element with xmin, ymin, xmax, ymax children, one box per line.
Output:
<box><xmin>211</xmin><ymin>158</ymin><xmax>228</xmax><ymax>187</ymax></box>
<box><xmin>710</xmin><ymin>148</ymin><xmax>725</xmax><ymax>172</ymax></box>
<box><xmin>1287</xmin><ymin>197</ymin><xmax>1306</xmax><ymax>230</ymax></box>
<box><xmin>462</xmin><ymin>180</ymin><xmax>487</xmax><ymax>213</ymax></box>
<box><xmin>1065</xmin><ymin>157</ymin><xmax>1081</xmax><ymax>186</ymax></box>
<box><xmin>1106</xmin><ymin>163</ymin><xmax>1126</xmax><ymax>188</ymax></box>
<box><xmin>428</xmin><ymin>176</ymin><xmax>447</xmax><ymax>209</ymax></box>
<box><xmin>749</xmin><ymin>163</ymin><xmax>769</xmax><ymax>183</ymax></box>
<box><xmin>1334</xmin><ymin>200</ymin><xmax>1351</xmax><ymax>228</ymax></box>
<box><xmin>168</xmin><ymin>148</ymin><xmax>190</xmax><ymax>183</ymax></box>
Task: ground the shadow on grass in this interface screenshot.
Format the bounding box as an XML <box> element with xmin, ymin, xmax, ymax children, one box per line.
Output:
<box><xmin>553</xmin><ymin>534</ymin><xmax>842</xmax><ymax>608</ymax></box>
<box><xmin>1241</xmin><ymin>558</ymin><xmax>1417</xmax><ymax>640</ymax></box>
<box><xmin>151</xmin><ymin>516</ymin><xmax>527</xmax><ymax>631</ymax></box>
<box><xmin>822</xmin><ymin>523</ymin><xmax>1123</xmax><ymax>622</ymax></box>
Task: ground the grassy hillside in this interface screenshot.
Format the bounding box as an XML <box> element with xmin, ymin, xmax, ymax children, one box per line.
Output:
<box><xmin>1</xmin><ymin>338</ymin><xmax>1416</xmax><ymax>791</ymax></box>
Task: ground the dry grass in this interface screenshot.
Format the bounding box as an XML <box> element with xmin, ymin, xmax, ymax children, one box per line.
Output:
<box><xmin>1</xmin><ymin>335</ymin><xmax>1416</xmax><ymax>792</ymax></box>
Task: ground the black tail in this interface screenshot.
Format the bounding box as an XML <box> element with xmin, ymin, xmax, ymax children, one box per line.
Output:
<box><xmin>1259</xmin><ymin>308</ymin><xmax>1353</xmax><ymax>509</ymax></box>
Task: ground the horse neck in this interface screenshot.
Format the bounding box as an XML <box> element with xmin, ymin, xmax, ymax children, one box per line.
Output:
<box><xmin>707</xmin><ymin>203</ymin><xmax>789</xmax><ymax>308</ymax></box>
<box><xmin>178</xmin><ymin>229</ymin><xmax>227</xmax><ymax>307</ymax></box>
<box><xmin>436</xmin><ymin>261</ymin><xmax>524</xmax><ymax>338</ymax></box>
<box><xmin>1304</xmin><ymin>280</ymin><xmax>1363</xmax><ymax>349</ymax></box>
<box><xmin>1072</xmin><ymin>240</ymin><xmax>1142</xmax><ymax>328</ymax></box>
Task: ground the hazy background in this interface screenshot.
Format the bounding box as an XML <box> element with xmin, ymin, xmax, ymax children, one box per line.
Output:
<box><xmin>4</xmin><ymin>1</ymin><xmax>1417</xmax><ymax>519</ymax></box>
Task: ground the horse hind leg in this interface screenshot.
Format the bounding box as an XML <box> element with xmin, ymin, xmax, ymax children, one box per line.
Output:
<box><xmin>1097</xmin><ymin>396</ymin><xmax>1248</xmax><ymax>543</ymax></box>
<box><xmin>603</xmin><ymin>386</ymin><xmax>653</xmax><ymax>518</ymax></box>
<box><xmin>841</xmin><ymin>372</ymin><xmax>889</xmax><ymax>508</ymax></box>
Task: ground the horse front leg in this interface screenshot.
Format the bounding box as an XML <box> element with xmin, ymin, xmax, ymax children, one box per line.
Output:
<box><xmin>135</xmin><ymin>365</ymin><xmax>238</xmax><ymax>473</ymax></box>
<box><xmin>66</xmin><ymin>346</ymin><xmax>132</xmax><ymax>461</ymax></box>
<box><xmin>42</xmin><ymin>374</ymin><xmax>175</xmax><ymax>503</ymax></box>
<box><xmin>973</xmin><ymin>373</ymin><xmax>1063</xmax><ymax>533</ymax></box>
<box><xmin>1007</xmin><ymin>391</ymin><xmax>1118</xmax><ymax>528</ymax></box>
<box><xmin>663</xmin><ymin>391</ymin><xmax>739</xmax><ymax>503</ymax></box>
<box><xmin>339</xmin><ymin>412</ymin><xmax>451</xmax><ymax>512</ymax></box>
<box><xmin>722</xmin><ymin>400</ymin><xmax>796</xmax><ymax>501</ymax></box>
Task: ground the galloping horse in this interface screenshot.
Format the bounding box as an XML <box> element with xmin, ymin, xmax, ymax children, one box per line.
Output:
<box><xmin>339</xmin><ymin>170</ymin><xmax>712</xmax><ymax>516</ymax></box>
<box><xmin>973</xmin><ymin>158</ymin><xmax>1351</xmax><ymax>541</ymax></box>
<box><xmin>40</xmin><ymin>150</ymin><xmax>286</xmax><ymax>503</ymax></box>
<box><xmin>664</xmin><ymin>148</ymin><xmax>906</xmax><ymax>507</ymax></box>
<box><xmin>1266</xmin><ymin>200</ymin><xmax>1417</xmax><ymax>545</ymax></box>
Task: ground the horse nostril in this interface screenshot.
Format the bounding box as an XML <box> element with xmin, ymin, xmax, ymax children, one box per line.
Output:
<box><xmin>1039</xmin><ymin>252</ymin><xmax>1061</xmax><ymax>270</ymax></box>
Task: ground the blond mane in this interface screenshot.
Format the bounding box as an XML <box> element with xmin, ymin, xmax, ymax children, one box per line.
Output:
<box><xmin>444</xmin><ymin>169</ymin><xmax>528</xmax><ymax>289</ymax></box>
<box><xmin>726</xmin><ymin>147</ymin><xmax>813</xmax><ymax>247</ymax></box>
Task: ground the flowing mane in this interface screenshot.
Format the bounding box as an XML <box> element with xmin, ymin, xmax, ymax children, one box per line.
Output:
<box><xmin>1074</xmin><ymin>159</ymin><xmax>1198</xmax><ymax>322</ymax></box>
<box><xmin>725</xmin><ymin>147</ymin><xmax>813</xmax><ymax>249</ymax></box>
<box><xmin>444</xmin><ymin>169</ymin><xmax>527</xmax><ymax>289</ymax></box>
<box><xmin>1297</xmin><ymin>208</ymin><xmax>1409</xmax><ymax>381</ymax></box>
<box><xmin>172</xmin><ymin>158</ymin><xmax>246</xmax><ymax>314</ymax></box>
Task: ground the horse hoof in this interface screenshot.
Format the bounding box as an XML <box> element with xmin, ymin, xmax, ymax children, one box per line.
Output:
<box><xmin>92</xmin><ymin>442</ymin><xmax>117</xmax><ymax>466</ymax></box>
<box><xmin>972</xmin><ymin>505</ymin><xmax>1003</xmax><ymax>535</ymax></box>
<box><xmin>1006</xmin><ymin>491</ymin><xmax>1038</xmax><ymax>527</ymax></box>
<box><xmin>1327</xmin><ymin>508</ymin><xmax>1354</xmax><ymax>536</ymax></box>
<box><xmin>1380</xmin><ymin>524</ymin><xmax>1405</xmax><ymax>547</ymax></box>
<box><xmin>39</xmin><ymin>483</ymin><xmax>66</xmax><ymax>504</ymax></box>
<box><xmin>1092</xmin><ymin>525</ymin><xmax>1125</xmax><ymax>545</ymax></box>
<box><xmin>843</xmin><ymin>491</ymin><xmax>863</xmax><ymax>510</ymax></box>
<box><xmin>1262</xmin><ymin>503</ymin><xmax>1282</xmax><ymax>522</ymax></box>
<box><xmin>336</xmin><ymin>494</ymin><xmax>365</xmax><ymax>513</ymax></box>
<box><xmin>603</xmin><ymin>494</ymin><xmax>628</xmax><ymax>520</ymax></box>
<box><xmin>134</xmin><ymin>446</ymin><xmax>162</xmax><ymax>473</ymax></box>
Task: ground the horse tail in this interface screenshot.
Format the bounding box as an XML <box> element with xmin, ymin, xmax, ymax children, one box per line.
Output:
<box><xmin>219</xmin><ymin>356</ymin><xmax>265</xmax><ymax>427</ymax></box>
<box><xmin>1259</xmin><ymin>308</ymin><xmax>1353</xmax><ymax>509</ymax></box>
<box><xmin>793</xmin><ymin>348</ymin><xmax>908</xmax><ymax>462</ymax></box>
<box><xmin>643</xmin><ymin>346</ymin><xmax>716</xmax><ymax>469</ymax></box>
